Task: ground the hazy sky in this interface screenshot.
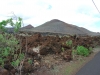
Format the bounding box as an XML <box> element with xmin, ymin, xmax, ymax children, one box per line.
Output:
<box><xmin>0</xmin><ymin>0</ymin><xmax>100</xmax><ymax>32</ymax></box>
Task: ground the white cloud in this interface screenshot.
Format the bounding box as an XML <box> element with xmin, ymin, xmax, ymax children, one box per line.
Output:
<box><xmin>0</xmin><ymin>0</ymin><xmax>100</xmax><ymax>32</ymax></box>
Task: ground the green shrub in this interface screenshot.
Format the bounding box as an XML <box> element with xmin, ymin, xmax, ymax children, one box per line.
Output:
<box><xmin>0</xmin><ymin>14</ymin><xmax>27</xmax><ymax>75</ymax></box>
<box><xmin>72</xmin><ymin>47</ymin><xmax>77</xmax><ymax>60</ymax></box>
<box><xmin>28</xmin><ymin>59</ymin><xmax>33</xmax><ymax>64</ymax></box>
<box><xmin>0</xmin><ymin>33</ymin><xmax>25</xmax><ymax>68</ymax></box>
<box><xmin>61</xmin><ymin>47</ymin><xmax>65</xmax><ymax>52</ymax></box>
<box><xmin>76</xmin><ymin>46</ymin><xmax>89</xmax><ymax>57</ymax></box>
<box><xmin>0</xmin><ymin>17</ymin><xmax>22</xmax><ymax>32</ymax></box>
<box><xmin>66</xmin><ymin>40</ymin><xmax>72</xmax><ymax>47</ymax></box>
<box><xmin>0</xmin><ymin>17</ymin><xmax>24</xmax><ymax>69</ymax></box>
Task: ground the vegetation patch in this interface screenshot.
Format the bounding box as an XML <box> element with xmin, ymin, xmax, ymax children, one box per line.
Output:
<box><xmin>76</xmin><ymin>46</ymin><xmax>89</xmax><ymax>57</ymax></box>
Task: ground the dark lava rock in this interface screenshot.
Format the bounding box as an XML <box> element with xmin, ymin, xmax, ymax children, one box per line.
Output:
<box><xmin>0</xmin><ymin>66</ymin><xmax>10</xmax><ymax>75</ymax></box>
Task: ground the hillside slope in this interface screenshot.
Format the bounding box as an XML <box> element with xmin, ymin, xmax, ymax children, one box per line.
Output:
<box><xmin>28</xmin><ymin>19</ymin><xmax>87</xmax><ymax>36</ymax></box>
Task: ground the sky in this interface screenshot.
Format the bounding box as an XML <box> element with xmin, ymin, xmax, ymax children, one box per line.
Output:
<box><xmin>0</xmin><ymin>0</ymin><xmax>100</xmax><ymax>32</ymax></box>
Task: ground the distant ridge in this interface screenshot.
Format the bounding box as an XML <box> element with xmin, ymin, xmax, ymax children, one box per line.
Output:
<box><xmin>19</xmin><ymin>24</ymin><xmax>34</xmax><ymax>32</ymax></box>
<box><xmin>6</xmin><ymin>24</ymin><xmax>34</xmax><ymax>33</ymax></box>
<box><xmin>21</xmin><ymin>24</ymin><xmax>34</xmax><ymax>29</ymax></box>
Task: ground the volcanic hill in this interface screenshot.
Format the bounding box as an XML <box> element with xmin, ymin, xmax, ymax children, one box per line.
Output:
<box><xmin>27</xmin><ymin>19</ymin><xmax>100</xmax><ymax>36</ymax></box>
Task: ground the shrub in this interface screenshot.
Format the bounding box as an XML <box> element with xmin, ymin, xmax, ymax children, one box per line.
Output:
<box><xmin>66</xmin><ymin>40</ymin><xmax>72</xmax><ymax>47</ymax></box>
<box><xmin>61</xmin><ymin>47</ymin><xmax>65</xmax><ymax>52</ymax></box>
<box><xmin>76</xmin><ymin>46</ymin><xmax>89</xmax><ymax>57</ymax></box>
<box><xmin>72</xmin><ymin>47</ymin><xmax>77</xmax><ymax>60</ymax></box>
<box><xmin>0</xmin><ymin>17</ymin><xmax>24</xmax><ymax>70</ymax></box>
<box><xmin>0</xmin><ymin>17</ymin><xmax>22</xmax><ymax>33</ymax></box>
<box><xmin>0</xmin><ymin>33</ymin><xmax>25</xmax><ymax>68</ymax></box>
